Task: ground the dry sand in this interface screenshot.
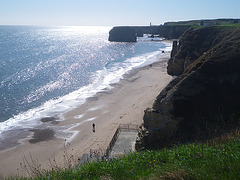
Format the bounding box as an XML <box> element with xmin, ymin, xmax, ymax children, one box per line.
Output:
<box><xmin>0</xmin><ymin>52</ymin><xmax>172</xmax><ymax>178</ymax></box>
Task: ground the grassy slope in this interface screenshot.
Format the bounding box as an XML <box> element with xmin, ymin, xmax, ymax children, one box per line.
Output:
<box><xmin>9</xmin><ymin>131</ymin><xmax>240</xmax><ymax>180</ymax></box>
<box><xmin>164</xmin><ymin>18</ymin><xmax>240</xmax><ymax>26</ymax></box>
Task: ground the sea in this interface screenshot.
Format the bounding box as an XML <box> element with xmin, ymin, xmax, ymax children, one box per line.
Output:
<box><xmin>0</xmin><ymin>25</ymin><xmax>172</xmax><ymax>150</ymax></box>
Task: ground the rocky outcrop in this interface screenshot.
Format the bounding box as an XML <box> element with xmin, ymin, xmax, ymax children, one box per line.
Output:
<box><xmin>170</xmin><ymin>41</ymin><xmax>179</xmax><ymax>59</ymax></box>
<box><xmin>108</xmin><ymin>25</ymin><xmax>190</xmax><ymax>42</ymax></box>
<box><xmin>135</xmin><ymin>27</ymin><xmax>240</xmax><ymax>150</ymax></box>
<box><xmin>167</xmin><ymin>27</ymin><xmax>221</xmax><ymax>75</ymax></box>
<box><xmin>158</xmin><ymin>25</ymin><xmax>190</xmax><ymax>39</ymax></box>
<box><xmin>108</xmin><ymin>27</ymin><xmax>137</xmax><ymax>42</ymax></box>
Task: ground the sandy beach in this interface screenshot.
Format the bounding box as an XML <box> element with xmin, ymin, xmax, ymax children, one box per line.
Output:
<box><xmin>0</xmin><ymin>52</ymin><xmax>172</xmax><ymax>178</ymax></box>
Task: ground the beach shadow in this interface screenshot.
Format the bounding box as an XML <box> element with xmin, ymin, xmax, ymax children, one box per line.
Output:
<box><xmin>29</xmin><ymin>129</ymin><xmax>55</xmax><ymax>144</ymax></box>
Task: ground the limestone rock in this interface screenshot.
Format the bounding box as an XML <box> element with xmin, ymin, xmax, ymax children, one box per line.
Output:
<box><xmin>108</xmin><ymin>27</ymin><xmax>136</xmax><ymax>42</ymax></box>
<box><xmin>108</xmin><ymin>25</ymin><xmax>190</xmax><ymax>42</ymax></box>
<box><xmin>159</xmin><ymin>25</ymin><xmax>190</xmax><ymax>39</ymax></box>
<box><xmin>170</xmin><ymin>41</ymin><xmax>178</xmax><ymax>58</ymax></box>
<box><xmin>167</xmin><ymin>27</ymin><xmax>220</xmax><ymax>76</ymax></box>
<box><xmin>136</xmin><ymin>27</ymin><xmax>240</xmax><ymax>150</ymax></box>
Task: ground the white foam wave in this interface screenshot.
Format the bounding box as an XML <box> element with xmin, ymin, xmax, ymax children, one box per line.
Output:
<box><xmin>0</xmin><ymin>42</ymin><xmax>172</xmax><ymax>137</ymax></box>
<box><xmin>74</xmin><ymin>114</ymin><xmax>85</xmax><ymax>119</ymax></box>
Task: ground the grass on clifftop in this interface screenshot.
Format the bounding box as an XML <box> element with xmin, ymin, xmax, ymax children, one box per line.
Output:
<box><xmin>8</xmin><ymin>130</ymin><xmax>240</xmax><ymax>180</ymax></box>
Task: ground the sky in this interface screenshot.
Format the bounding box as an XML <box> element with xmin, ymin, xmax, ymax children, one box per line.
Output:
<box><xmin>0</xmin><ymin>0</ymin><xmax>239</xmax><ymax>26</ymax></box>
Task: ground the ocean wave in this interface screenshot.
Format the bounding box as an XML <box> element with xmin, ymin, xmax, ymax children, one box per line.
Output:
<box><xmin>0</xmin><ymin>46</ymin><xmax>171</xmax><ymax>137</ymax></box>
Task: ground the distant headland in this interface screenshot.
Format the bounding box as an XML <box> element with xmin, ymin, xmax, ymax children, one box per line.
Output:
<box><xmin>108</xmin><ymin>18</ymin><xmax>240</xmax><ymax>42</ymax></box>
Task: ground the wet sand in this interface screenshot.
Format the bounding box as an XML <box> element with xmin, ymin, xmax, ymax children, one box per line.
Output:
<box><xmin>29</xmin><ymin>129</ymin><xmax>55</xmax><ymax>144</ymax></box>
<box><xmin>0</xmin><ymin>52</ymin><xmax>172</xmax><ymax>178</ymax></box>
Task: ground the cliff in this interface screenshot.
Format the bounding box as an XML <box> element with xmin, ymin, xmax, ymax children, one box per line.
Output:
<box><xmin>108</xmin><ymin>19</ymin><xmax>240</xmax><ymax>42</ymax></box>
<box><xmin>167</xmin><ymin>27</ymin><xmax>226</xmax><ymax>75</ymax></box>
<box><xmin>108</xmin><ymin>27</ymin><xmax>137</xmax><ymax>42</ymax></box>
<box><xmin>135</xmin><ymin>26</ymin><xmax>240</xmax><ymax>150</ymax></box>
<box><xmin>158</xmin><ymin>25</ymin><xmax>190</xmax><ymax>39</ymax></box>
<box><xmin>108</xmin><ymin>25</ymin><xmax>189</xmax><ymax>42</ymax></box>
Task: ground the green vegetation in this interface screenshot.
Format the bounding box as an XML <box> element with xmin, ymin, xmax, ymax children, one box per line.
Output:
<box><xmin>164</xmin><ymin>18</ymin><xmax>240</xmax><ymax>28</ymax></box>
<box><xmin>7</xmin><ymin>130</ymin><xmax>240</xmax><ymax>180</ymax></box>
<box><xmin>218</xmin><ymin>23</ymin><xmax>240</xmax><ymax>28</ymax></box>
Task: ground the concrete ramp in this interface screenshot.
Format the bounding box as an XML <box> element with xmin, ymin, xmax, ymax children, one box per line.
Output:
<box><xmin>77</xmin><ymin>124</ymin><xmax>138</xmax><ymax>168</ymax></box>
<box><xmin>110</xmin><ymin>129</ymin><xmax>138</xmax><ymax>158</ymax></box>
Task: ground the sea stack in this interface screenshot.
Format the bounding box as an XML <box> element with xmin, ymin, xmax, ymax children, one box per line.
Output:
<box><xmin>108</xmin><ymin>26</ymin><xmax>137</xmax><ymax>42</ymax></box>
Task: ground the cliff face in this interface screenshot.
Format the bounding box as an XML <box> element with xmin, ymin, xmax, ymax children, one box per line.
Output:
<box><xmin>108</xmin><ymin>27</ymin><xmax>137</xmax><ymax>42</ymax></box>
<box><xmin>167</xmin><ymin>27</ymin><xmax>222</xmax><ymax>75</ymax></box>
<box><xmin>159</xmin><ymin>25</ymin><xmax>190</xmax><ymax>39</ymax></box>
<box><xmin>108</xmin><ymin>25</ymin><xmax>189</xmax><ymax>42</ymax></box>
<box><xmin>135</xmin><ymin>27</ymin><xmax>240</xmax><ymax>150</ymax></box>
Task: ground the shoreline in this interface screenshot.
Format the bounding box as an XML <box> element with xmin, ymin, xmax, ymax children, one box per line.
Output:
<box><xmin>0</xmin><ymin>52</ymin><xmax>172</xmax><ymax>178</ymax></box>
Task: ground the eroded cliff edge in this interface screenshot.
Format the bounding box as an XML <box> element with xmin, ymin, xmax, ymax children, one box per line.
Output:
<box><xmin>135</xmin><ymin>26</ymin><xmax>240</xmax><ymax>150</ymax></box>
<box><xmin>108</xmin><ymin>25</ymin><xmax>189</xmax><ymax>42</ymax></box>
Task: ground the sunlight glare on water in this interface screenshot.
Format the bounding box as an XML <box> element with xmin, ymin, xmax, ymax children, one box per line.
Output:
<box><xmin>0</xmin><ymin>25</ymin><xmax>171</xmax><ymax>142</ymax></box>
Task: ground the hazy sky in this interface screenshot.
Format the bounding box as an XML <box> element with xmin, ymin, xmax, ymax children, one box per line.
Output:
<box><xmin>0</xmin><ymin>0</ymin><xmax>239</xmax><ymax>26</ymax></box>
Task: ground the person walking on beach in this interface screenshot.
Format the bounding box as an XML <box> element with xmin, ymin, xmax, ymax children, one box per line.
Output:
<box><xmin>92</xmin><ymin>123</ymin><xmax>95</xmax><ymax>132</ymax></box>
